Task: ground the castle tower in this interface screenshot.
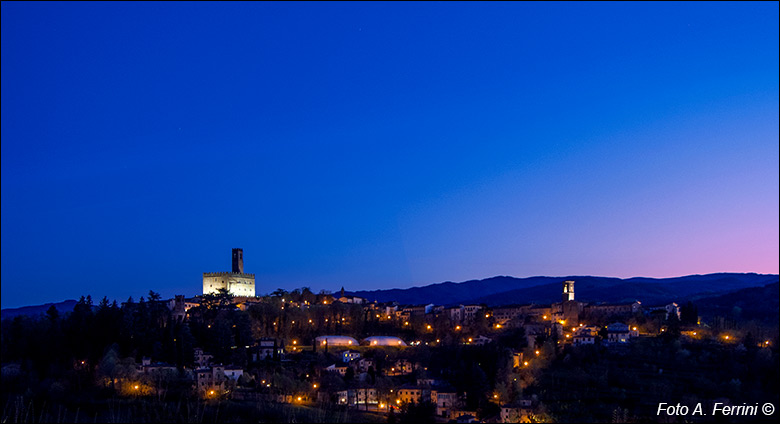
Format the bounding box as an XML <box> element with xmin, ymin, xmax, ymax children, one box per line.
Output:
<box><xmin>232</xmin><ymin>248</ymin><xmax>244</xmax><ymax>274</ymax></box>
<box><xmin>562</xmin><ymin>280</ymin><xmax>575</xmax><ymax>302</ymax></box>
<box><xmin>204</xmin><ymin>248</ymin><xmax>255</xmax><ymax>297</ymax></box>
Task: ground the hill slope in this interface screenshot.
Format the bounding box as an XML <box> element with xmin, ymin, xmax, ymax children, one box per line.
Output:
<box><xmin>348</xmin><ymin>273</ymin><xmax>778</xmax><ymax>306</ymax></box>
<box><xmin>0</xmin><ymin>300</ymin><xmax>79</xmax><ymax>320</ymax></box>
<box><xmin>694</xmin><ymin>281</ymin><xmax>779</xmax><ymax>324</ymax></box>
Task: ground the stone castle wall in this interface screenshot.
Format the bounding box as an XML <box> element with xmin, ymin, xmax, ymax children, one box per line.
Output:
<box><xmin>203</xmin><ymin>272</ymin><xmax>255</xmax><ymax>297</ymax></box>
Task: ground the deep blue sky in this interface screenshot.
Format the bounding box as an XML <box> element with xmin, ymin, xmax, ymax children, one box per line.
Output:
<box><xmin>2</xmin><ymin>2</ymin><xmax>778</xmax><ymax>308</ymax></box>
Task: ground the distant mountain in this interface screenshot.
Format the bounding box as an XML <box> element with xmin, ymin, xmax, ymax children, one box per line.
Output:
<box><xmin>694</xmin><ymin>281</ymin><xmax>779</xmax><ymax>324</ymax></box>
<box><xmin>348</xmin><ymin>273</ymin><xmax>778</xmax><ymax>307</ymax></box>
<box><xmin>4</xmin><ymin>274</ymin><xmax>776</xmax><ymax>320</ymax></box>
<box><xmin>0</xmin><ymin>300</ymin><xmax>78</xmax><ymax>320</ymax></box>
<box><xmin>347</xmin><ymin>276</ymin><xmax>564</xmax><ymax>306</ymax></box>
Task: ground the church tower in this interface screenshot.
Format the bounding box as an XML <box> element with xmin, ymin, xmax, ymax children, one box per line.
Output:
<box><xmin>232</xmin><ymin>248</ymin><xmax>244</xmax><ymax>274</ymax></box>
<box><xmin>562</xmin><ymin>280</ymin><xmax>575</xmax><ymax>302</ymax></box>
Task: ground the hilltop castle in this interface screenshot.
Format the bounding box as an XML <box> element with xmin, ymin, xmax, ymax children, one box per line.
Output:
<box><xmin>203</xmin><ymin>248</ymin><xmax>255</xmax><ymax>297</ymax></box>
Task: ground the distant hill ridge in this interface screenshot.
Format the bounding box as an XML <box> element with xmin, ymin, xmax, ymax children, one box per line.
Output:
<box><xmin>346</xmin><ymin>273</ymin><xmax>778</xmax><ymax>307</ymax></box>
<box><xmin>0</xmin><ymin>300</ymin><xmax>79</xmax><ymax>320</ymax></box>
<box><xmin>3</xmin><ymin>273</ymin><xmax>776</xmax><ymax>319</ymax></box>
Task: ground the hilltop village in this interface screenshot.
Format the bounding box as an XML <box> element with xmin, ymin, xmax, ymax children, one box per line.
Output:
<box><xmin>2</xmin><ymin>250</ymin><xmax>776</xmax><ymax>423</ymax></box>
<box><xmin>112</xmin><ymin>250</ymin><xmax>738</xmax><ymax>422</ymax></box>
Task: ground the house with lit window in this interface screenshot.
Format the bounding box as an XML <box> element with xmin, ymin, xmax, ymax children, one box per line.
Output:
<box><xmin>337</xmin><ymin>388</ymin><xmax>378</xmax><ymax>407</ymax></box>
<box><xmin>396</xmin><ymin>384</ymin><xmax>430</xmax><ymax>404</ymax></box>
<box><xmin>573</xmin><ymin>326</ymin><xmax>599</xmax><ymax>346</ymax></box>
<box><xmin>195</xmin><ymin>365</ymin><xmax>227</xmax><ymax>396</ymax></box>
<box><xmin>386</xmin><ymin>359</ymin><xmax>413</xmax><ymax>376</ymax></box>
<box><xmin>607</xmin><ymin>323</ymin><xmax>631</xmax><ymax>343</ymax></box>
<box><xmin>340</xmin><ymin>350</ymin><xmax>361</xmax><ymax>363</ymax></box>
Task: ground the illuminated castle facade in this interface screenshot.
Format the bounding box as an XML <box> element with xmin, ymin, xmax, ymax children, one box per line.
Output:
<box><xmin>203</xmin><ymin>248</ymin><xmax>255</xmax><ymax>297</ymax></box>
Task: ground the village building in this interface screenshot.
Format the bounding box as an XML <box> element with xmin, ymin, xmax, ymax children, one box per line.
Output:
<box><xmin>224</xmin><ymin>365</ymin><xmax>244</xmax><ymax>381</ymax></box>
<box><xmin>607</xmin><ymin>323</ymin><xmax>632</xmax><ymax>343</ymax></box>
<box><xmin>324</xmin><ymin>363</ymin><xmax>348</xmax><ymax>376</ymax></box>
<box><xmin>194</xmin><ymin>348</ymin><xmax>213</xmax><ymax>367</ymax></box>
<box><xmin>252</xmin><ymin>338</ymin><xmax>283</xmax><ymax>361</ymax></box>
<box><xmin>337</xmin><ymin>388</ymin><xmax>378</xmax><ymax>407</ymax></box>
<box><xmin>340</xmin><ymin>350</ymin><xmax>361</xmax><ymax>363</ymax></box>
<box><xmin>463</xmin><ymin>304</ymin><xmax>485</xmax><ymax>323</ymax></box>
<box><xmin>386</xmin><ymin>359</ymin><xmax>413</xmax><ymax>376</ymax></box>
<box><xmin>573</xmin><ymin>326</ymin><xmax>599</xmax><ymax>346</ymax></box>
<box><xmin>433</xmin><ymin>388</ymin><xmax>461</xmax><ymax>417</ymax></box>
<box><xmin>195</xmin><ymin>365</ymin><xmax>227</xmax><ymax>396</ymax></box>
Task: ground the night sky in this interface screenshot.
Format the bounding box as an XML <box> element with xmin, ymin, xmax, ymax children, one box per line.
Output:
<box><xmin>2</xmin><ymin>2</ymin><xmax>778</xmax><ymax>308</ymax></box>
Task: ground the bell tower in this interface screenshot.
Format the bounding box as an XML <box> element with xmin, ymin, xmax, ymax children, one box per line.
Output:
<box><xmin>562</xmin><ymin>280</ymin><xmax>575</xmax><ymax>302</ymax></box>
<box><xmin>232</xmin><ymin>248</ymin><xmax>244</xmax><ymax>274</ymax></box>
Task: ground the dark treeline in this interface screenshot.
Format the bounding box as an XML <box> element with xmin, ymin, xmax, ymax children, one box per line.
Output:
<box><xmin>2</xmin><ymin>293</ymin><xmax>195</xmax><ymax>376</ymax></box>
